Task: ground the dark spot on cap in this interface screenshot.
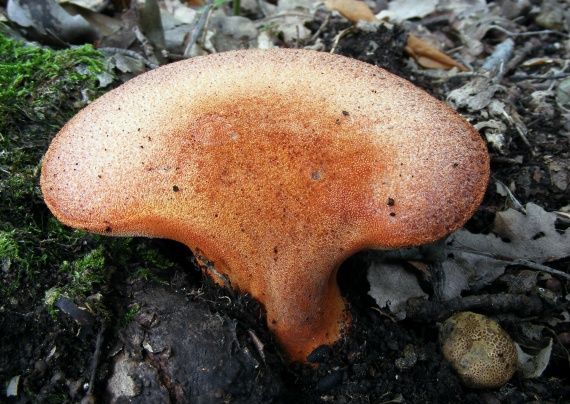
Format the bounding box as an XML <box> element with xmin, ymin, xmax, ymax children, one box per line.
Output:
<box><xmin>387</xmin><ymin>198</ymin><xmax>395</xmax><ymax>206</ymax></box>
<box><xmin>173</xmin><ymin>185</ymin><xmax>179</xmax><ymax>192</ymax></box>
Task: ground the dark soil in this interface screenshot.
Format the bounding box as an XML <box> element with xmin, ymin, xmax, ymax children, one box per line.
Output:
<box><xmin>1</xmin><ymin>4</ymin><xmax>569</xmax><ymax>404</ymax></box>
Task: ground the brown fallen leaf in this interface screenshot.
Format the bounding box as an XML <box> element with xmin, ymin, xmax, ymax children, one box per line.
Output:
<box><xmin>405</xmin><ymin>35</ymin><xmax>468</xmax><ymax>71</ymax></box>
<box><xmin>324</xmin><ymin>0</ymin><xmax>376</xmax><ymax>22</ymax></box>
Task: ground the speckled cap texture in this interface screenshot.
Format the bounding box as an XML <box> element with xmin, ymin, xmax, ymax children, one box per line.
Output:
<box><xmin>41</xmin><ymin>49</ymin><xmax>490</xmax><ymax>361</ymax></box>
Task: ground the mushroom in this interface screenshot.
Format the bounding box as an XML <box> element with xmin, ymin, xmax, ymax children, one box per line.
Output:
<box><xmin>40</xmin><ymin>49</ymin><xmax>490</xmax><ymax>362</ymax></box>
<box><xmin>440</xmin><ymin>312</ymin><xmax>518</xmax><ymax>388</ymax></box>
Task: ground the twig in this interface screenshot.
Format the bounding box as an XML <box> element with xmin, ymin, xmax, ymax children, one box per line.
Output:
<box><xmin>505</xmin><ymin>40</ymin><xmax>539</xmax><ymax>74</ymax></box>
<box><xmin>446</xmin><ymin>246</ymin><xmax>570</xmax><ymax>282</ymax></box>
<box><xmin>257</xmin><ymin>0</ymin><xmax>268</xmax><ymax>18</ymax></box>
<box><xmin>544</xmin><ymin>327</ymin><xmax>570</xmax><ymax>363</ymax></box>
<box><xmin>512</xmin><ymin>259</ymin><xmax>570</xmax><ymax>282</ymax></box>
<box><xmin>371</xmin><ymin>306</ymin><xmax>397</xmax><ymax>323</ymax></box>
<box><xmin>330</xmin><ymin>26</ymin><xmax>355</xmax><ymax>54</ymax></box>
<box><xmin>488</xmin><ymin>25</ymin><xmax>570</xmax><ymax>38</ymax></box>
<box><xmin>513</xmin><ymin>119</ymin><xmax>535</xmax><ymax>156</ymax></box>
<box><xmin>510</xmin><ymin>72</ymin><xmax>570</xmax><ymax>80</ymax></box>
<box><xmin>411</xmin><ymin>69</ymin><xmax>481</xmax><ymax>80</ymax></box>
<box><xmin>183</xmin><ymin>5</ymin><xmax>213</xmax><ymax>58</ymax></box>
<box><xmin>248</xmin><ymin>329</ymin><xmax>266</xmax><ymax>362</ymax></box>
<box><xmin>429</xmin><ymin>262</ymin><xmax>445</xmax><ymax>302</ymax></box>
<box><xmin>201</xmin><ymin>6</ymin><xmax>214</xmax><ymax>51</ymax></box>
<box><xmin>255</xmin><ymin>11</ymin><xmax>314</xmax><ymax>24</ymax></box>
<box><xmin>133</xmin><ymin>26</ymin><xmax>160</xmax><ymax>66</ymax></box>
<box><xmin>481</xmin><ymin>38</ymin><xmax>514</xmax><ymax>72</ymax></box>
<box><xmin>310</xmin><ymin>13</ymin><xmax>331</xmax><ymax>44</ymax></box>
<box><xmin>494</xmin><ymin>179</ymin><xmax>526</xmax><ymax>212</ymax></box>
<box><xmin>86</xmin><ymin>323</ymin><xmax>106</xmax><ymax>396</ymax></box>
<box><xmin>406</xmin><ymin>293</ymin><xmax>543</xmax><ymax>322</ymax></box>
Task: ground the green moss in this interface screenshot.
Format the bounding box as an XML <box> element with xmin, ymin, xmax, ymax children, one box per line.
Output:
<box><xmin>0</xmin><ymin>29</ymin><xmax>116</xmax><ymax>303</ymax></box>
<box><xmin>0</xmin><ymin>27</ymin><xmax>112</xmax><ymax>227</ymax></box>
<box><xmin>42</xmin><ymin>236</ymin><xmax>179</xmax><ymax>317</ymax></box>
<box><xmin>0</xmin><ymin>27</ymin><xmax>110</xmax><ymax>134</ymax></box>
<box><xmin>119</xmin><ymin>305</ymin><xmax>141</xmax><ymax>327</ymax></box>
<box><xmin>0</xmin><ymin>29</ymin><xmax>189</xmax><ymax>403</ymax></box>
<box><xmin>62</xmin><ymin>247</ymin><xmax>107</xmax><ymax>296</ymax></box>
<box><xmin>132</xmin><ymin>248</ymin><xmax>174</xmax><ymax>285</ymax></box>
<box><xmin>0</xmin><ymin>28</ymin><xmax>184</xmax><ymax>327</ymax></box>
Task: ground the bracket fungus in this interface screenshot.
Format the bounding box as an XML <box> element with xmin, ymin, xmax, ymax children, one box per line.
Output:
<box><xmin>41</xmin><ymin>49</ymin><xmax>490</xmax><ymax>362</ymax></box>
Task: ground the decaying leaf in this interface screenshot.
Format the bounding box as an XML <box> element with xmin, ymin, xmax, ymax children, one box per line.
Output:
<box><xmin>367</xmin><ymin>262</ymin><xmax>428</xmax><ymax>320</ymax></box>
<box><xmin>387</xmin><ymin>0</ymin><xmax>438</xmax><ymax>22</ymax></box>
<box><xmin>7</xmin><ymin>0</ymin><xmax>98</xmax><ymax>44</ymax></box>
<box><xmin>370</xmin><ymin>203</ymin><xmax>569</xmax><ymax>318</ymax></box>
<box><xmin>474</xmin><ymin>119</ymin><xmax>508</xmax><ymax>153</ymax></box>
<box><xmin>324</xmin><ymin>0</ymin><xmax>376</xmax><ymax>22</ymax></box>
<box><xmin>440</xmin><ymin>202</ymin><xmax>570</xmax><ymax>302</ymax></box>
<box><xmin>440</xmin><ymin>252</ymin><xmax>510</xmax><ymax>300</ymax></box>
<box><xmin>451</xmin><ymin>203</ymin><xmax>570</xmax><ymax>262</ymax></box>
<box><xmin>556</xmin><ymin>78</ymin><xmax>570</xmax><ymax>106</ymax></box>
<box><xmin>6</xmin><ymin>376</ymin><xmax>20</xmax><ymax>397</ymax></box>
<box><xmin>405</xmin><ymin>35</ymin><xmax>468</xmax><ymax>71</ymax></box>
<box><xmin>516</xmin><ymin>339</ymin><xmax>553</xmax><ymax>378</ymax></box>
<box><xmin>447</xmin><ymin>73</ymin><xmax>502</xmax><ymax>111</ymax></box>
<box><xmin>548</xmin><ymin>159</ymin><xmax>569</xmax><ymax>191</ymax></box>
<box><xmin>518</xmin><ymin>322</ymin><xmax>546</xmax><ymax>341</ymax></box>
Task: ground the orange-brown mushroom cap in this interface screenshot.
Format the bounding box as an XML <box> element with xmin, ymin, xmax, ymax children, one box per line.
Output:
<box><xmin>40</xmin><ymin>49</ymin><xmax>489</xmax><ymax>362</ymax></box>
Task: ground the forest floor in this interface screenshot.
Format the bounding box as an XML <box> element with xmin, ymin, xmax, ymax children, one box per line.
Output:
<box><xmin>1</xmin><ymin>0</ymin><xmax>569</xmax><ymax>402</ymax></box>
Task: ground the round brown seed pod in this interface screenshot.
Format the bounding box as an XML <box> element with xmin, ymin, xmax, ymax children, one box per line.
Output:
<box><xmin>440</xmin><ymin>311</ymin><xmax>518</xmax><ymax>389</ymax></box>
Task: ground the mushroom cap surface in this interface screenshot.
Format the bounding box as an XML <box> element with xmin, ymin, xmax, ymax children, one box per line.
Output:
<box><xmin>41</xmin><ymin>49</ymin><xmax>490</xmax><ymax>361</ymax></box>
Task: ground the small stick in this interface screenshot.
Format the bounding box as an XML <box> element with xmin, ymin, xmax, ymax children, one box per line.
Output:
<box><xmin>248</xmin><ymin>329</ymin><xmax>266</xmax><ymax>362</ymax></box>
<box><xmin>512</xmin><ymin>259</ymin><xmax>570</xmax><ymax>282</ymax></box>
<box><xmin>406</xmin><ymin>293</ymin><xmax>543</xmax><ymax>322</ymax></box>
<box><xmin>330</xmin><ymin>26</ymin><xmax>355</xmax><ymax>54</ymax></box>
<box><xmin>183</xmin><ymin>5</ymin><xmax>213</xmax><ymax>58</ymax></box>
<box><xmin>488</xmin><ymin>25</ymin><xmax>570</xmax><ymax>38</ymax></box>
<box><xmin>310</xmin><ymin>13</ymin><xmax>331</xmax><ymax>44</ymax></box>
<box><xmin>86</xmin><ymin>323</ymin><xmax>106</xmax><ymax>396</ymax></box>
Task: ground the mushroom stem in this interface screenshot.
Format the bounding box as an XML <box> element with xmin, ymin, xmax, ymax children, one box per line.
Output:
<box><xmin>265</xmin><ymin>261</ymin><xmax>349</xmax><ymax>362</ymax></box>
<box><xmin>195</xmin><ymin>239</ymin><xmax>352</xmax><ymax>361</ymax></box>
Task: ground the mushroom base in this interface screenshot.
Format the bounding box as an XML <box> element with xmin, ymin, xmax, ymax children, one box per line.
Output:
<box><xmin>267</xmin><ymin>284</ymin><xmax>351</xmax><ymax>363</ymax></box>
<box><xmin>200</xmin><ymin>258</ymin><xmax>350</xmax><ymax>363</ymax></box>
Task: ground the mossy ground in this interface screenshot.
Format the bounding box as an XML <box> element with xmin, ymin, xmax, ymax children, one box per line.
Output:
<box><xmin>0</xmin><ymin>26</ymin><xmax>110</xmax><ymax>299</ymax></box>
<box><xmin>0</xmin><ymin>28</ymin><xmax>184</xmax><ymax>398</ymax></box>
